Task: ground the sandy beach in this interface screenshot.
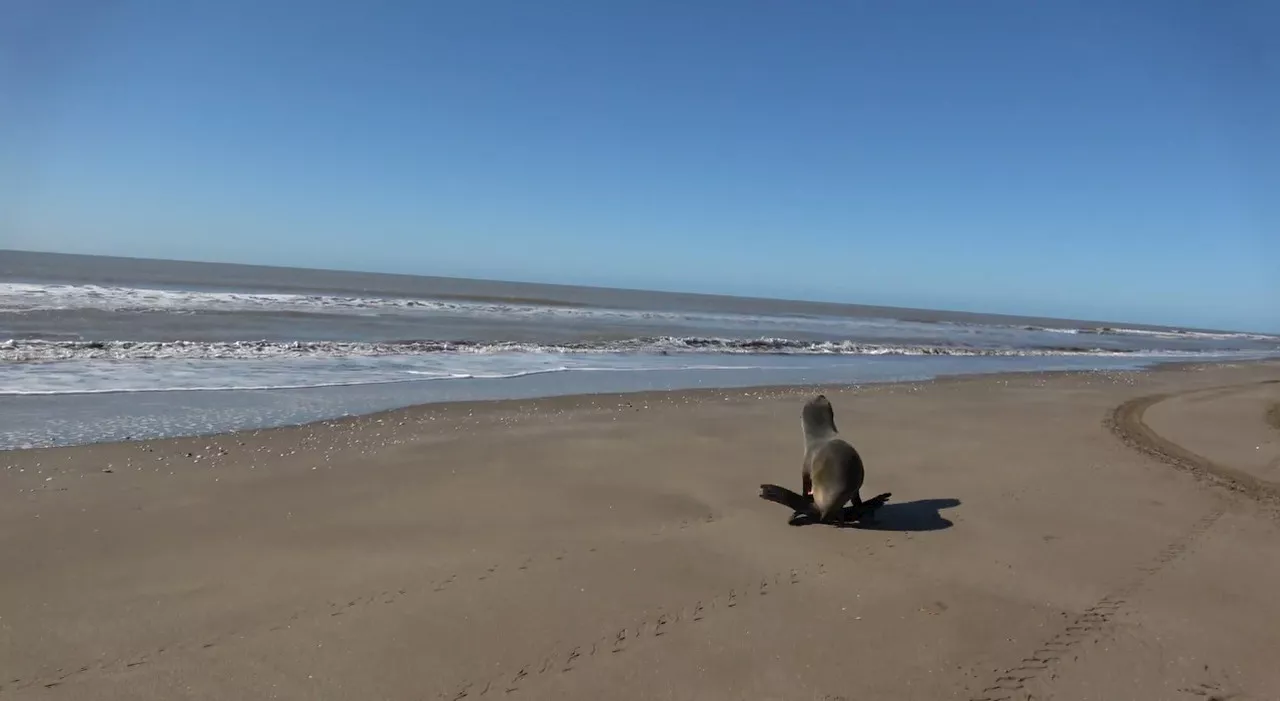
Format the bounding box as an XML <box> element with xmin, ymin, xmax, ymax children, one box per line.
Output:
<box><xmin>2</xmin><ymin>361</ymin><xmax>1279</xmax><ymax>701</ymax></box>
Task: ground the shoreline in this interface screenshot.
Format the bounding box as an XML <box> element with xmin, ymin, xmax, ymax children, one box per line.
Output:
<box><xmin>4</xmin><ymin>356</ymin><xmax>1271</xmax><ymax>457</ymax></box>
<box><xmin>3</xmin><ymin>357</ymin><xmax>1279</xmax><ymax>699</ymax></box>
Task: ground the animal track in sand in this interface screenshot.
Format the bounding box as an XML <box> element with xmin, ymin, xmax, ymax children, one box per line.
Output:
<box><xmin>1180</xmin><ymin>681</ymin><xmax>1244</xmax><ymax>701</ymax></box>
<box><xmin>0</xmin><ymin>511</ymin><xmax>720</xmax><ymax>694</ymax></box>
<box><xmin>427</xmin><ymin>529</ymin><xmax>909</xmax><ymax>698</ymax></box>
<box><xmin>432</xmin><ymin>561</ymin><xmax>833</xmax><ymax>699</ymax></box>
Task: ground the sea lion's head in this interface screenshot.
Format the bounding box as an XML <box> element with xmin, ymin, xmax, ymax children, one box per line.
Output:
<box><xmin>801</xmin><ymin>394</ymin><xmax>836</xmax><ymax>434</ymax></box>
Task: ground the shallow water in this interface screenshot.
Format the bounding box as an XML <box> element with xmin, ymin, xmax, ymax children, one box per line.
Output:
<box><xmin>0</xmin><ymin>353</ymin><xmax>1256</xmax><ymax>451</ymax></box>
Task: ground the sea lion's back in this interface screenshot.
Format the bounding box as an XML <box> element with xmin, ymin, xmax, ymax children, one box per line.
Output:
<box><xmin>810</xmin><ymin>437</ymin><xmax>865</xmax><ymax>491</ymax></box>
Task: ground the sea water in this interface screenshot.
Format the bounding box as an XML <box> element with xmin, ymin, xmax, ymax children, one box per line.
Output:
<box><xmin>3</xmin><ymin>250</ymin><xmax>1276</xmax><ymax>449</ymax></box>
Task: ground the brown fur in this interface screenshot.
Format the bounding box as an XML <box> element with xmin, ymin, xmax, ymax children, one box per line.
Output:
<box><xmin>759</xmin><ymin>394</ymin><xmax>888</xmax><ymax>526</ymax></box>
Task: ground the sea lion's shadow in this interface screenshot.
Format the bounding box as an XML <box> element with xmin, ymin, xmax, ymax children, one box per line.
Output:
<box><xmin>790</xmin><ymin>497</ymin><xmax>960</xmax><ymax>532</ymax></box>
<box><xmin>840</xmin><ymin>497</ymin><xmax>959</xmax><ymax>531</ymax></box>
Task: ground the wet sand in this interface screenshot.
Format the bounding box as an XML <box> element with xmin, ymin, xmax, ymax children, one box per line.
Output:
<box><xmin>2</xmin><ymin>361</ymin><xmax>1279</xmax><ymax>700</ymax></box>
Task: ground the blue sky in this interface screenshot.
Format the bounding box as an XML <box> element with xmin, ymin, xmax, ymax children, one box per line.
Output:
<box><xmin>4</xmin><ymin>1</ymin><xmax>1277</xmax><ymax>331</ymax></box>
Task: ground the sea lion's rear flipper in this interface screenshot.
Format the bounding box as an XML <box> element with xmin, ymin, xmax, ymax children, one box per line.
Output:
<box><xmin>787</xmin><ymin>511</ymin><xmax>815</xmax><ymax>526</ymax></box>
<box><xmin>760</xmin><ymin>484</ymin><xmax>823</xmax><ymax>526</ymax></box>
<box><xmin>759</xmin><ymin>483</ymin><xmax>813</xmax><ymax>514</ymax></box>
<box><xmin>761</xmin><ymin>484</ymin><xmax>890</xmax><ymax>526</ymax></box>
<box><xmin>843</xmin><ymin>492</ymin><xmax>891</xmax><ymax>521</ymax></box>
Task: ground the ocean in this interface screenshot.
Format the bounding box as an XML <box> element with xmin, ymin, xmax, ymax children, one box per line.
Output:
<box><xmin>3</xmin><ymin>249</ymin><xmax>1277</xmax><ymax>450</ymax></box>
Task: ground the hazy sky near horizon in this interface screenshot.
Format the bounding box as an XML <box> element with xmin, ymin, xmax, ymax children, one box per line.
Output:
<box><xmin>4</xmin><ymin>1</ymin><xmax>1277</xmax><ymax>332</ymax></box>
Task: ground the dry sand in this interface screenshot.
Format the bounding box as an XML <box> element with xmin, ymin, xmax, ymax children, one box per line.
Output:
<box><xmin>2</xmin><ymin>361</ymin><xmax>1279</xmax><ymax>701</ymax></box>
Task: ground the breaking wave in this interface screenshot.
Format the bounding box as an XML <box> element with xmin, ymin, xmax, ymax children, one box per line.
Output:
<box><xmin>1</xmin><ymin>338</ymin><xmax>1273</xmax><ymax>398</ymax></box>
<box><xmin>1018</xmin><ymin>324</ymin><xmax>1278</xmax><ymax>342</ymax></box>
<box><xmin>0</xmin><ymin>336</ymin><xmax>1229</xmax><ymax>363</ymax></box>
<box><xmin>0</xmin><ymin>281</ymin><xmax>876</xmax><ymax>330</ymax></box>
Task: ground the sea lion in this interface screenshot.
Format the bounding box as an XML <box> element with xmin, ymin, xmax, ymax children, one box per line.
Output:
<box><xmin>759</xmin><ymin>394</ymin><xmax>890</xmax><ymax>526</ymax></box>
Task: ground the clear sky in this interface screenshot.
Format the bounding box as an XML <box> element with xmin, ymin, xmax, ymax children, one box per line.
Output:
<box><xmin>4</xmin><ymin>1</ymin><xmax>1277</xmax><ymax>332</ymax></box>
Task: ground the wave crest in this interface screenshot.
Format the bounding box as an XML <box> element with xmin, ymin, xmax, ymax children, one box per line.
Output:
<box><xmin>0</xmin><ymin>336</ymin><xmax>1158</xmax><ymax>362</ymax></box>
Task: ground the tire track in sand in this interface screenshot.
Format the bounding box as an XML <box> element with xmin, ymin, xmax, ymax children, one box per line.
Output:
<box><xmin>969</xmin><ymin>381</ymin><xmax>1280</xmax><ymax>701</ymax></box>
<box><xmin>969</xmin><ymin>508</ymin><xmax>1222</xmax><ymax>701</ymax></box>
<box><xmin>1105</xmin><ymin>380</ymin><xmax>1280</xmax><ymax>507</ymax></box>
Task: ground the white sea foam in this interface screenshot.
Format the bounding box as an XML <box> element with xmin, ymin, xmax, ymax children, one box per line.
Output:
<box><xmin>8</xmin><ymin>282</ymin><xmax>1277</xmax><ymax>345</ymax></box>
<box><xmin>0</xmin><ymin>336</ymin><xmax>1197</xmax><ymax>363</ymax></box>
<box><xmin>1077</xmin><ymin>326</ymin><xmax>1278</xmax><ymax>341</ymax></box>
<box><xmin>1016</xmin><ymin>323</ymin><xmax>1277</xmax><ymax>342</ymax></box>
<box><xmin>1</xmin><ymin>343</ymin><xmax>1267</xmax><ymax>397</ymax></box>
<box><xmin>3</xmin><ymin>281</ymin><xmax>1276</xmax><ymax>400</ymax></box>
<box><xmin>0</xmin><ymin>351</ymin><xmax>803</xmax><ymax>396</ymax></box>
<box><xmin>0</xmin><ymin>281</ymin><xmax>899</xmax><ymax>332</ymax></box>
